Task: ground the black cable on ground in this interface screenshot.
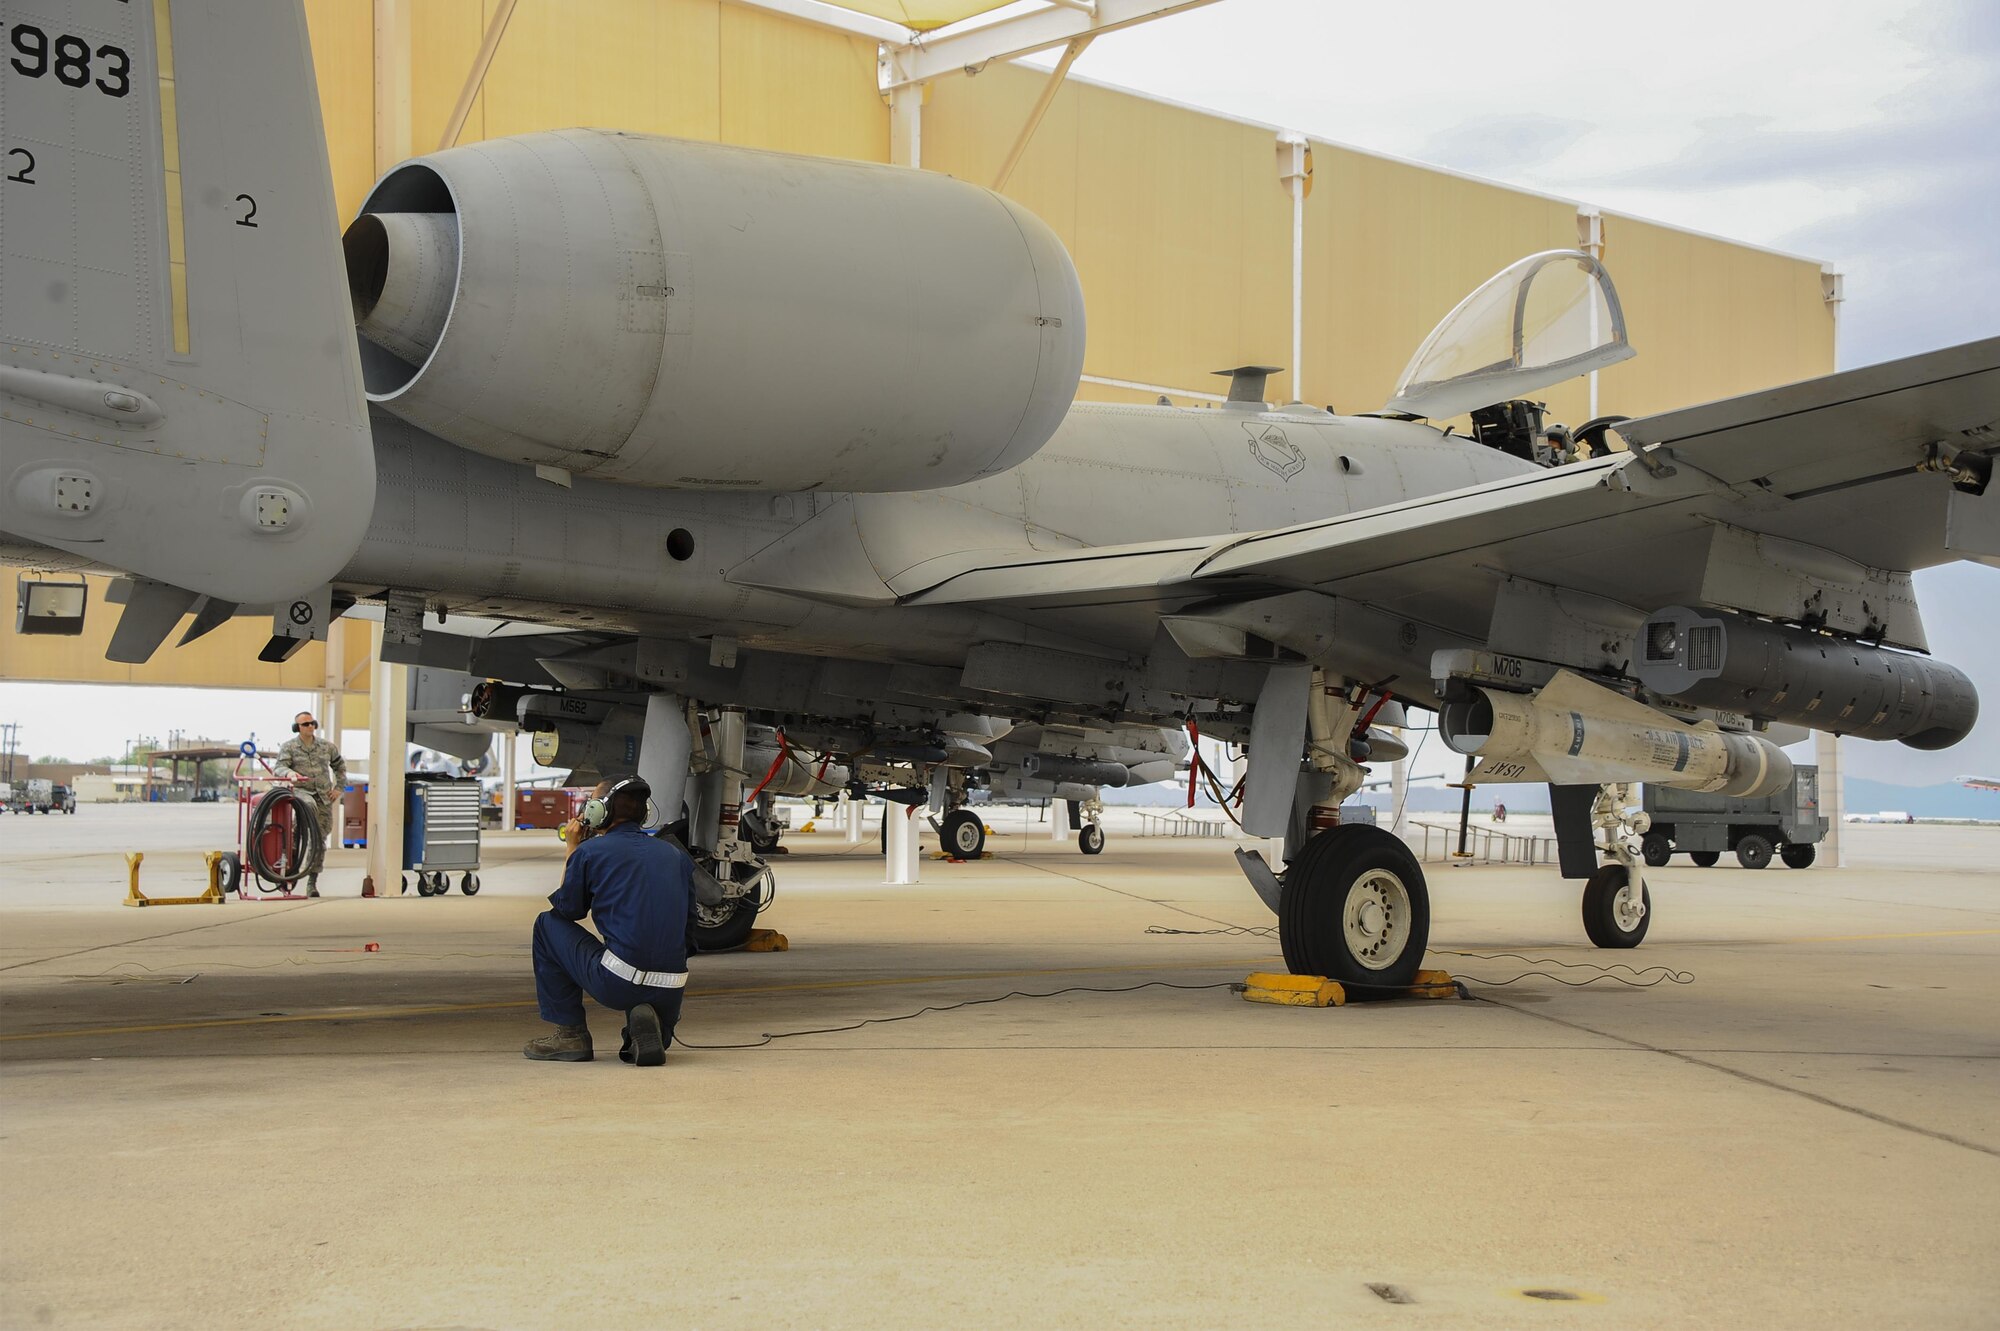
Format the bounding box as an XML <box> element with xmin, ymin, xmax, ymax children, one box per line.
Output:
<box><xmin>672</xmin><ymin>978</ymin><xmax>1239</xmax><ymax>1050</ymax></box>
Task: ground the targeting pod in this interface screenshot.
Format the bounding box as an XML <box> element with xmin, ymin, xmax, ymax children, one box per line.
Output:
<box><xmin>1635</xmin><ymin>606</ymin><xmax>1978</xmax><ymax>750</ymax></box>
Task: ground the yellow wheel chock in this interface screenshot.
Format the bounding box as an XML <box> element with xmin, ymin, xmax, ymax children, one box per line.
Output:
<box><xmin>744</xmin><ymin>928</ymin><xmax>790</xmax><ymax>952</ymax></box>
<box><xmin>121</xmin><ymin>851</ymin><xmax>229</xmax><ymax>907</ymax></box>
<box><xmin>1240</xmin><ymin>969</ymin><xmax>1458</xmax><ymax>1007</ymax></box>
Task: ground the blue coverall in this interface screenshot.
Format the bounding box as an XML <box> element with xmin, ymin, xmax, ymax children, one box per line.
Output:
<box><xmin>532</xmin><ymin>823</ymin><xmax>698</xmax><ymax>1035</ymax></box>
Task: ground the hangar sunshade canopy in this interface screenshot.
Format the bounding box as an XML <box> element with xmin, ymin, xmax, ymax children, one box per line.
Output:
<box><xmin>741</xmin><ymin>0</ymin><xmax>1219</xmax><ymax>88</ymax></box>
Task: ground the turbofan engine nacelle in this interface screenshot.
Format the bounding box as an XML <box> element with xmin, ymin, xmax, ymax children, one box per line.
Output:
<box><xmin>1634</xmin><ymin>606</ymin><xmax>1978</xmax><ymax>750</ymax></box>
<box><xmin>344</xmin><ymin>130</ymin><xmax>1085</xmax><ymax>492</ymax></box>
<box><xmin>1440</xmin><ymin>670</ymin><xmax>1793</xmax><ymax>798</ymax></box>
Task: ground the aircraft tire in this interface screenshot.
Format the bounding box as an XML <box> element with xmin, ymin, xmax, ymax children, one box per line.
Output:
<box><xmin>691</xmin><ymin>896</ymin><xmax>758</xmax><ymax>953</ymax></box>
<box><xmin>1581</xmin><ymin>862</ymin><xmax>1650</xmax><ymax>949</ymax></box>
<box><xmin>942</xmin><ymin>810</ymin><xmax>985</xmax><ymax>858</ymax></box>
<box><xmin>1078</xmin><ymin>824</ymin><xmax>1105</xmax><ymax>855</ymax></box>
<box><xmin>691</xmin><ymin>859</ymin><xmax>764</xmax><ymax>953</ymax></box>
<box><xmin>1735</xmin><ymin>834</ymin><xmax>1775</xmax><ymax>870</ymax></box>
<box><xmin>1689</xmin><ymin>851</ymin><xmax>1720</xmax><ymax>868</ymax></box>
<box><xmin>1641</xmin><ymin>832</ymin><xmax>1672</xmax><ymax>867</ymax></box>
<box><xmin>741</xmin><ymin>809</ymin><xmax>782</xmax><ymax>855</ymax></box>
<box><xmin>1278</xmin><ymin>825</ymin><xmax>1429</xmax><ymax>988</ymax></box>
<box><xmin>1780</xmin><ymin>843</ymin><xmax>1816</xmax><ymax>869</ymax></box>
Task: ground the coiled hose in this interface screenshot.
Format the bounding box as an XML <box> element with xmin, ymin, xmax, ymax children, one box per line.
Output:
<box><xmin>247</xmin><ymin>786</ymin><xmax>320</xmax><ymax>886</ymax></box>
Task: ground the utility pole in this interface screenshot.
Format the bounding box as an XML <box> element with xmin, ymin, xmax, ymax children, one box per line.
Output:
<box><xmin>0</xmin><ymin>723</ymin><xmax>19</xmax><ymax>784</ymax></box>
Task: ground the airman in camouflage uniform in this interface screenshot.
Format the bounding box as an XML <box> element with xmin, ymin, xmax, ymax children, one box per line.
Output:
<box><xmin>275</xmin><ymin>711</ymin><xmax>346</xmax><ymax>896</ymax></box>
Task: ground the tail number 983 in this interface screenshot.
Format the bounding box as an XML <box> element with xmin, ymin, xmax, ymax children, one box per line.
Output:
<box><xmin>6</xmin><ymin>24</ymin><xmax>132</xmax><ymax>98</ymax></box>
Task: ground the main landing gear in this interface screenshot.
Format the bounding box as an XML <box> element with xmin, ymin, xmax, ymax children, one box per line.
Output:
<box><xmin>942</xmin><ymin>808</ymin><xmax>985</xmax><ymax>858</ymax></box>
<box><xmin>1278</xmin><ymin>825</ymin><xmax>1432</xmax><ymax>989</ymax></box>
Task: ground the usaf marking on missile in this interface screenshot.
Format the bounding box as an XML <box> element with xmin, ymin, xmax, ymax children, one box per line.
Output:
<box><xmin>3</xmin><ymin>0</ymin><xmax>1997</xmax><ymax>982</ymax></box>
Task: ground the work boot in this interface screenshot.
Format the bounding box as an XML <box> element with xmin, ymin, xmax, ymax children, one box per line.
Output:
<box><xmin>305</xmin><ymin>875</ymin><xmax>320</xmax><ymax>898</ymax></box>
<box><xmin>523</xmin><ymin>1024</ymin><xmax>593</xmax><ymax>1062</ymax></box>
<box><xmin>621</xmin><ymin>1004</ymin><xmax>667</xmax><ymax>1067</ymax></box>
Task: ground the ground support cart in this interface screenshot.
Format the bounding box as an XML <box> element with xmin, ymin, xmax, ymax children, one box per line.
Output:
<box><xmin>1641</xmin><ymin>765</ymin><xmax>1828</xmax><ymax>870</ymax></box>
<box><xmin>404</xmin><ymin>775</ymin><xmax>483</xmax><ymax>896</ymax></box>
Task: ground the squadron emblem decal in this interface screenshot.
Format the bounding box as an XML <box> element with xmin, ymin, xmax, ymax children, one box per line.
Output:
<box><xmin>1244</xmin><ymin>423</ymin><xmax>1307</xmax><ymax>481</ymax></box>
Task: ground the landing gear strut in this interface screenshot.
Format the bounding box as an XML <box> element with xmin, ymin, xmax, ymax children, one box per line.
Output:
<box><xmin>1069</xmin><ymin>796</ymin><xmax>1106</xmax><ymax>855</ymax></box>
<box><xmin>1273</xmin><ymin>675</ymin><xmax>1433</xmax><ymax>984</ymax></box>
<box><xmin>1583</xmin><ymin>783</ymin><xmax>1650</xmax><ymax>948</ymax></box>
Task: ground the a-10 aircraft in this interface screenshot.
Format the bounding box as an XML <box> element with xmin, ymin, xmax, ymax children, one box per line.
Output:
<box><xmin>4</xmin><ymin>0</ymin><xmax>1996</xmax><ymax>981</ymax></box>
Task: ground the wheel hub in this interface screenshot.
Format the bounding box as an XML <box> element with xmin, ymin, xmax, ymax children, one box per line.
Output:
<box><xmin>1342</xmin><ymin>870</ymin><xmax>1411</xmax><ymax>971</ymax></box>
<box><xmin>1612</xmin><ymin>882</ymin><xmax>1646</xmax><ymax>932</ymax></box>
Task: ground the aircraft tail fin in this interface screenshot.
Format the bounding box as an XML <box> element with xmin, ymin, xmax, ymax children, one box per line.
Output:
<box><xmin>0</xmin><ymin>0</ymin><xmax>373</xmax><ymax>634</ymax></box>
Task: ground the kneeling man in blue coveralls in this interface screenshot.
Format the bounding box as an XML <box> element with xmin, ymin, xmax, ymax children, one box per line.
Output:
<box><xmin>525</xmin><ymin>775</ymin><xmax>695</xmax><ymax>1066</ymax></box>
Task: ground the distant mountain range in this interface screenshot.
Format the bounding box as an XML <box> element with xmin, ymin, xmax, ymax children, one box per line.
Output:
<box><xmin>1841</xmin><ymin>778</ymin><xmax>2000</xmax><ymax>820</ymax></box>
<box><xmin>1107</xmin><ymin>777</ymin><xmax>1997</xmax><ymax>819</ymax></box>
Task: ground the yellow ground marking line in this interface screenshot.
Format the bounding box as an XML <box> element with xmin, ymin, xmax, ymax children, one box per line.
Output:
<box><xmin>0</xmin><ymin>956</ymin><xmax>1274</xmax><ymax>1044</ymax></box>
<box><xmin>1780</xmin><ymin>928</ymin><xmax>2000</xmax><ymax>944</ymax></box>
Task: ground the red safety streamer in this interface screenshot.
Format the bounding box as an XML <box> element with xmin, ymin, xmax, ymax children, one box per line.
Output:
<box><xmin>746</xmin><ymin>730</ymin><xmax>791</xmax><ymax>803</ymax></box>
<box><xmin>1186</xmin><ymin>718</ymin><xmax>1200</xmax><ymax>808</ymax></box>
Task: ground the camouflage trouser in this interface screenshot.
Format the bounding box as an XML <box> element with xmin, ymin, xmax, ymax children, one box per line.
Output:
<box><xmin>304</xmin><ymin>794</ymin><xmax>334</xmax><ymax>876</ymax></box>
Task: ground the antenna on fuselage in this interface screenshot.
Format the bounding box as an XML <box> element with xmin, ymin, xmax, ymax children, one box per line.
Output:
<box><xmin>1213</xmin><ymin>365</ymin><xmax>1284</xmax><ymax>407</ymax></box>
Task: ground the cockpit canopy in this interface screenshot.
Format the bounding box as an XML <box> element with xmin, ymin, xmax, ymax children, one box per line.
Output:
<box><xmin>1384</xmin><ymin>250</ymin><xmax>1633</xmax><ymax>420</ymax></box>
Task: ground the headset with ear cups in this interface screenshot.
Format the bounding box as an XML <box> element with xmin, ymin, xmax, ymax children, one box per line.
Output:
<box><xmin>581</xmin><ymin>775</ymin><xmax>650</xmax><ymax>830</ymax></box>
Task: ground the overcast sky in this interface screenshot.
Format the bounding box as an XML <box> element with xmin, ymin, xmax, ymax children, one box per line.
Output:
<box><xmin>2</xmin><ymin>0</ymin><xmax>1994</xmax><ymax>789</ymax></box>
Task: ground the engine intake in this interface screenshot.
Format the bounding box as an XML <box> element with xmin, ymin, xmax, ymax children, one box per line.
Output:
<box><xmin>343</xmin><ymin>130</ymin><xmax>1085</xmax><ymax>492</ymax></box>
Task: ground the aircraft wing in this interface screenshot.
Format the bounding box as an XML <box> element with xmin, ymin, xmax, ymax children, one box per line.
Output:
<box><xmin>903</xmin><ymin>337</ymin><xmax>2000</xmax><ymax>656</ymax></box>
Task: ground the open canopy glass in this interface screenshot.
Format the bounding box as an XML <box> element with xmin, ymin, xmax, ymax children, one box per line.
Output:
<box><xmin>1385</xmin><ymin>250</ymin><xmax>1633</xmax><ymax>420</ymax></box>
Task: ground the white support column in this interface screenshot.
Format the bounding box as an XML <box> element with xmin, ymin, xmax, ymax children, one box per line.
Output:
<box><xmin>1389</xmin><ymin>726</ymin><xmax>1409</xmax><ymax>841</ymax></box>
<box><xmin>372</xmin><ymin>0</ymin><xmax>412</xmax><ymax>177</ymax></box>
<box><xmin>846</xmin><ymin>792</ymin><xmax>864</xmax><ymax>844</ymax></box>
<box><xmin>884</xmin><ymin>801</ymin><xmax>918</xmax><ymax>883</ymax></box>
<box><xmin>500</xmin><ymin>731</ymin><xmax>518</xmax><ymax>834</ymax></box>
<box><xmin>1276</xmin><ymin>132</ymin><xmax>1309</xmax><ymax>402</ymax></box>
<box><xmin>1049</xmin><ymin>799</ymin><xmax>1065</xmax><ymax>841</ymax></box>
<box><xmin>1578</xmin><ymin>207</ymin><xmax>1604</xmax><ymax>419</ymax></box>
<box><xmin>888</xmin><ymin>84</ymin><xmax>922</xmax><ymax>169</ymax></box>
<box><xmin>1815</xmin><ymin>733</ymin><xmax>1844</xmax><ymax>868</ymax></box>
<box><xmin>1816</xmin><ymin>260</ymin><xmax>1846</xmax><ymax>866</ymax></box>
<box><xmin>362</xmin><ymin>622</ymin><xmax>409</xmax><ymax>897</ymax></box>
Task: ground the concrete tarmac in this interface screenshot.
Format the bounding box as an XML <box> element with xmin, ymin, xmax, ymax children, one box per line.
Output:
<box><xmin>1</xmin><ymin>805</ymin><xmax>1996</xmax><ymax>1329</ymax></box>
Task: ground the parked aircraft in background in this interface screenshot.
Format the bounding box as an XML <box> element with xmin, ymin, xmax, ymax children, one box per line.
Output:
<box><xmin>1960</xmin><ymin>776</ymin><xmax>2000</xmax><ymax>792</ymax></box>
<box><xmin>4</xmin><ymin>0</ymin><xmax>1996</xmax><ymax>983</ymax></box>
